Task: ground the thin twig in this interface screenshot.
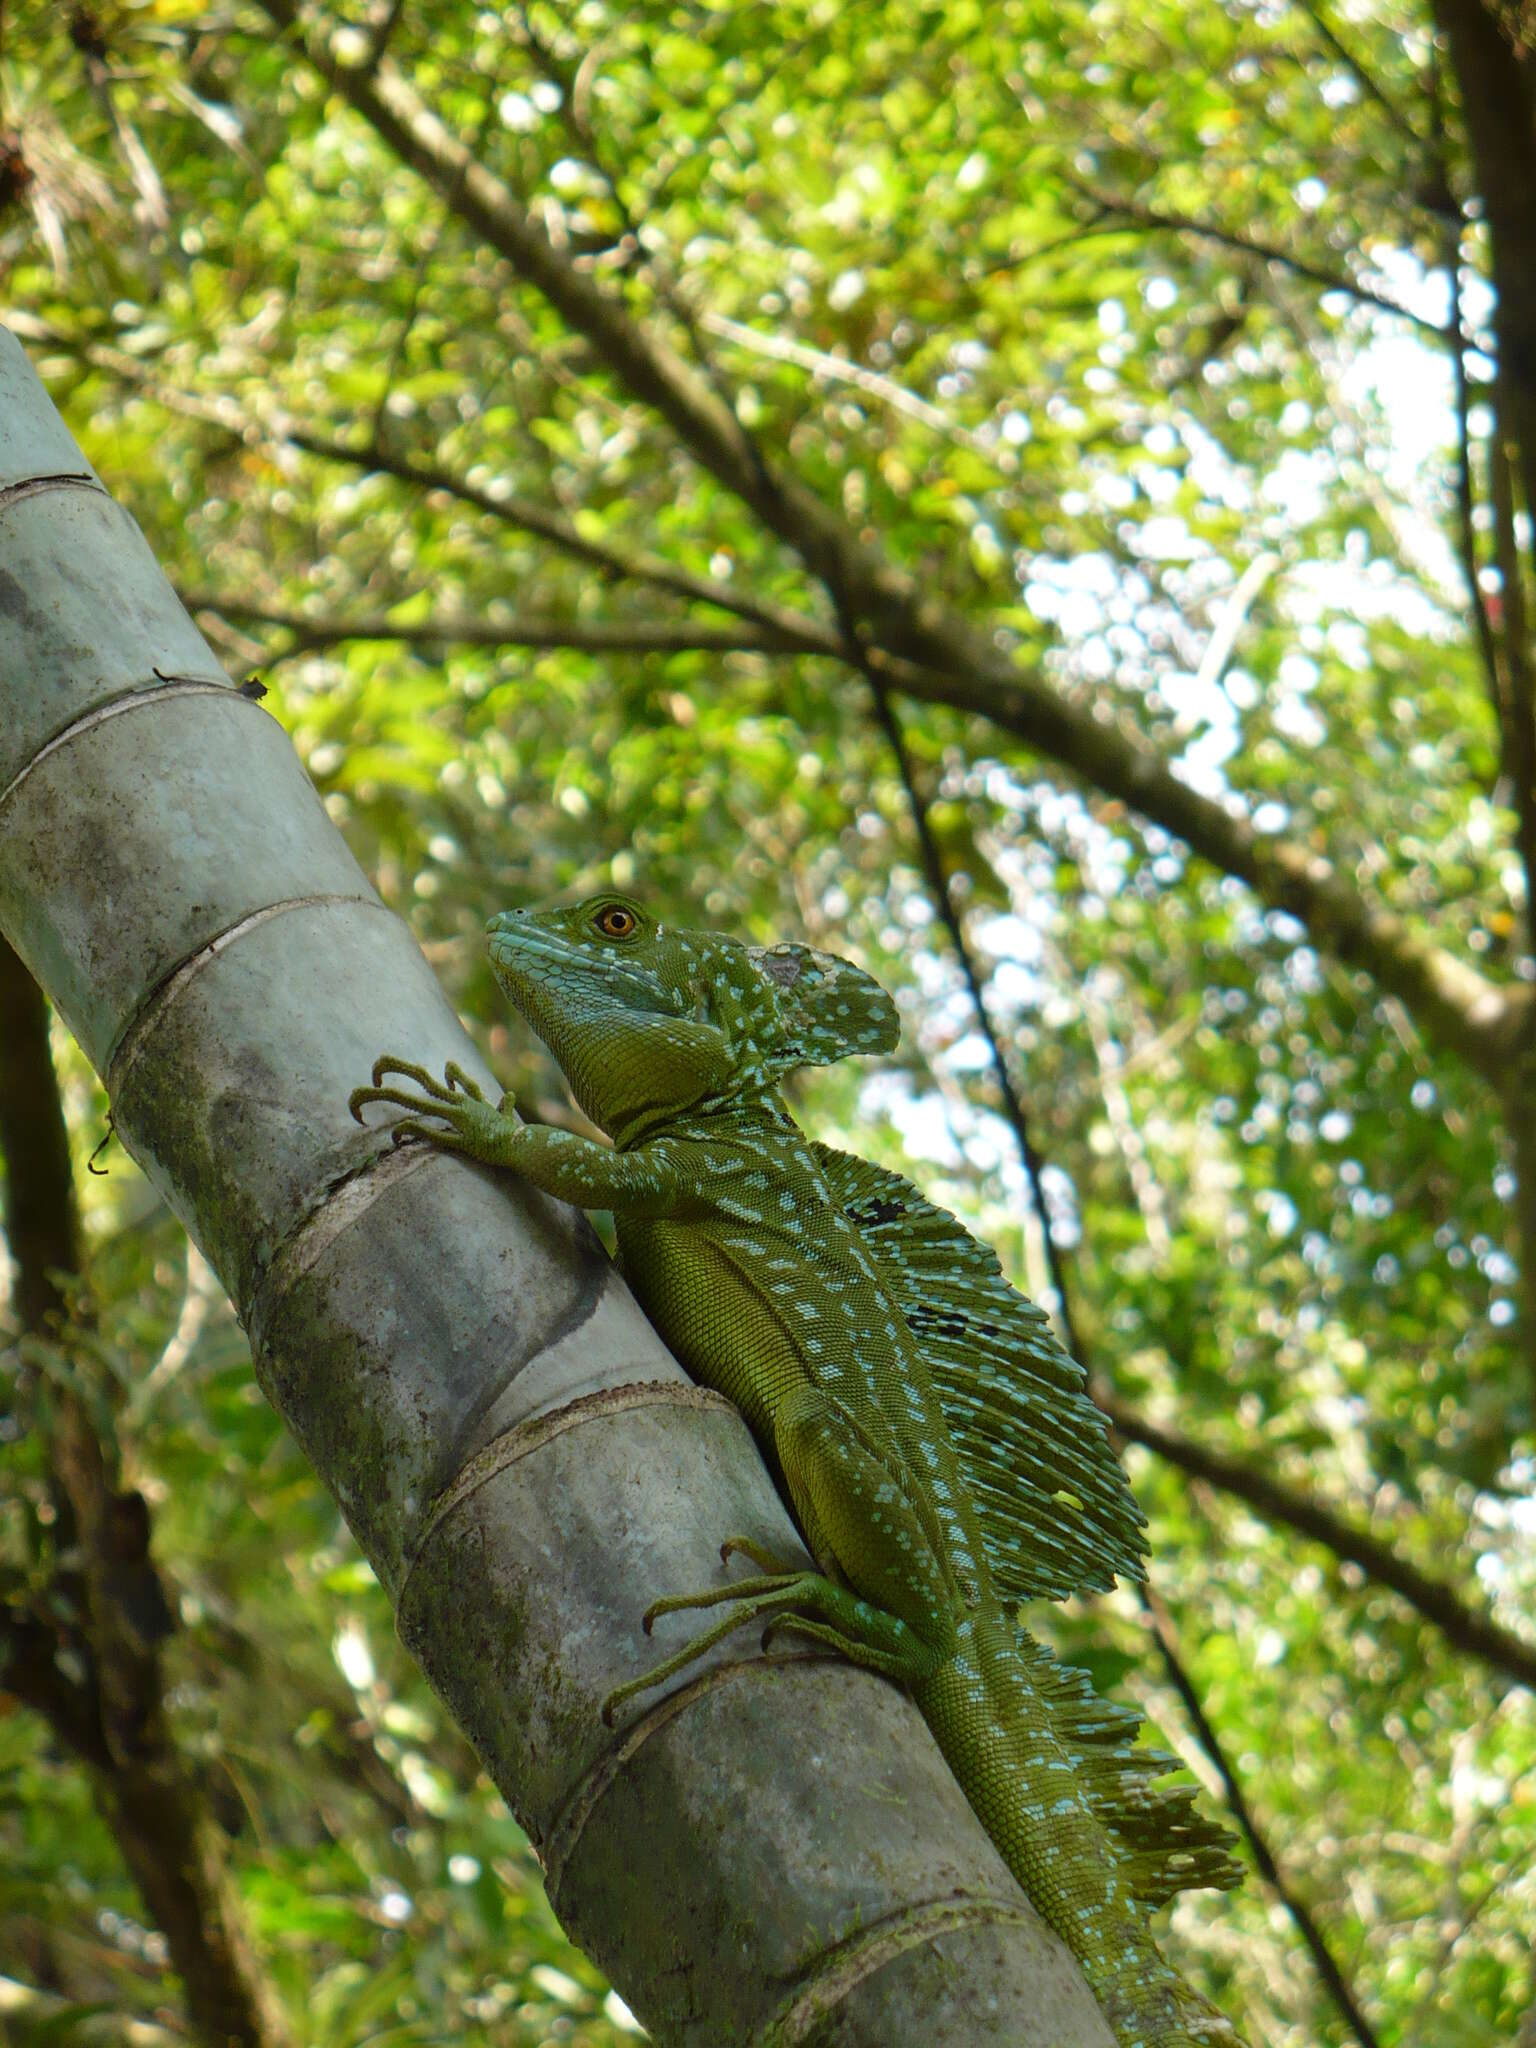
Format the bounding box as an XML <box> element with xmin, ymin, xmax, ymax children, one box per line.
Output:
<box><xmin>362</xmin><ymin>0</ymin><xmax>410</xmax><ymax>75</ymax></box>
<box><xmin>1181</xmin><ymin>551</ymin><xmax>1280</xmax><ymax>735</ymax></box>
<box><xmin>698</xmin><ymin>311</ymin><xmax>991</xmax><ymax>452</ymax></box>
<box><xmin>1066</xmin><ymin>176</ymin><xmax>1450</xmax><ymax>338</ymax></box>
<box><xmin>1141</xmin><ymin>1585</ymin><xmax>1383</xmax><ymax>2048</ymax></box>
<box><xmin>967</xmin><ymin>212</ymin><xmax>1120</xmax><ymax>282</ymax></box>
<box><xmin>4</xmin><ymin>310</ymin><xmax>834</xmax><ymax>649</ymax></box>
<box><xmin>1099</xmin><ymin>1395</ymin><xmax>1536</xmax><ymax>1690</ymax></box>
<box><xmin>865</xmin><ymin>676</ymin><xmax>1079</xmax><ymax>1341</ymax></box>
<box><xmin>1291</xmin><ymin>0</ymin><xmax>1428</xmax><ymax>148</ymax></box>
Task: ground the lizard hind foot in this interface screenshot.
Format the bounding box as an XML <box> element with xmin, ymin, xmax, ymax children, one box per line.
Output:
<box><xmin>640</xmin><ymin>1568</ymin><xmax>808</xmax><ymax>1634</ymax></box>
<box><xmin>600</xmin><ymin>1559</ymin><xmax>937</xmax><ymax>1729</ymax></box>
<box><xmin>601</xmin><ymin>1566</ymin><xmax>821</xmax><ymax>1726</ymax></box>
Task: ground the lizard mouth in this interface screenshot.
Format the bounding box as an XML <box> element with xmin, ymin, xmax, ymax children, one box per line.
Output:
<box><xmin>485</xmin><ymin>919</ymin><xmax>574</xmax><ymax>973</ymax></box>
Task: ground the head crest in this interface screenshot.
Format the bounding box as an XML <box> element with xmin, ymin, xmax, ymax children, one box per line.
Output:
<box><xmin>746</xmin><ymin>942</ymin><xmax>899</xmax><ymax>1072</ymax></box>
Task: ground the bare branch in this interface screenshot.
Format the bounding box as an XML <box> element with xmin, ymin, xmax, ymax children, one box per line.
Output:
<box><xmin>967</xmin><ymin>212</ymin><xmax>1124</xmax><ymax>282</ymax></box>
<box><xmin>5</xmin><ymin>311</ymin><xmax>834</xmax><ymax>649</ymax></box>
<box><xmin>1078</xmin><ymin>980</ymin><xmax>1173</xmax><ymax>1258</ymax></box>
<box><xmin>1182</xmin><ymin>552</ymin><xmax>1279</xmax><ymax>728</ymax></box>
<box><xmin>860</xmin><ymin>663</ymin><xmax>1076</xmax><ymax>1336</ymax></box>
<box><xmin>872</xmin><ymin>666</ymin><xmax>1529</xmax><ymax>1087</ymax></box>
<box><xmin>698</xmin><ymin>311</ymin><xmax>991</xmax><ymax>451</ymax></box>
<box><xmin>362</xmin><ymin>0</ymin><xmax>410</xmax><ymax>76</ymax></box>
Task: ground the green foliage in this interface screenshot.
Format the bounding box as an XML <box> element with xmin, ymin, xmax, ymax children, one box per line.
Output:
<box><xmin>1</xmin><ymin>0</ymin><xmax>1532</xmax><ymax>2043</ymax></box>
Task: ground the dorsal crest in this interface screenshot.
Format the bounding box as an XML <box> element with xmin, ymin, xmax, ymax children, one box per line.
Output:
<box><xmin>745</xmin><ymin>941</ymin><xmax>900</xmax><ymax>1073</ymax></box>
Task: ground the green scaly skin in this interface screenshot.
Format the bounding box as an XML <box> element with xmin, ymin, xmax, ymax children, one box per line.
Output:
<box><xmin>351</xmin><ymin>895</ymin><xmax>1245</xmax><ymax>2048</ymax></box>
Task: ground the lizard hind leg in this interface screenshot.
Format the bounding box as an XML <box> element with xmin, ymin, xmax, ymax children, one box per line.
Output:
<box><xmin>600</xmin><ymin>1380</ymin><xmax>968</xmax><ymax>1729</ymax></box>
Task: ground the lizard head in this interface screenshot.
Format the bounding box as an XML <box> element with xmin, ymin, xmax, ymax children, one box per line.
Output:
<box><xmin>485</xmin><ymin>894</ymin><xmax>899</xmax><ymax>1137</ymax></box>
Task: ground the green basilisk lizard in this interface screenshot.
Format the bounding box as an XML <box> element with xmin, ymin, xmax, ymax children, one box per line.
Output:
<box><xmin>350</xmin><ymin>894</ymin><xmax>1245</xmax><ymax>2046</ymax></box>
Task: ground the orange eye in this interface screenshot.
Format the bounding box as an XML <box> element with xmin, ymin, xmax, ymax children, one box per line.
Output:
<box><xmin>596</xmin><ymin>904</ymin><xmax>637</xmax><ymax>938</ymax></box>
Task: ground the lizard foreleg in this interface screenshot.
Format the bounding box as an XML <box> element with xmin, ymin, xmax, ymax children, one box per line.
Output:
<box><xmin>349</xmin><ymin>1058</ymin><xmax>690</xmax><ymax>1212</ymax></box>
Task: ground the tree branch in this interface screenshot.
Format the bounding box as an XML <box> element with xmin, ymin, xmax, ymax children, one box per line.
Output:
<box><xmin>1097</xmin><ymin>1395</ymin><xmax>1536</xmax><ymax>1692</ymax></box>
<box><xmin>1063</xmin><ymin>177</ymin><xmax>1449</xmax><ymax>338</ymax></box>
<box><xmin>1290</xmin><ymin>0</ymin><xmax>1428</xmax><ymax>149</ymax></box>
<box><xmin>4</xmin><ymin>310</ymin><xmax>836</xmax><ymax>651</ymax></box>
<box><xmin>697</xmin><ymin>310</ymin><xmax>990</xmax><ymax>451</ymax></box>
<box><xmin>861</xmin><ymin>667</ymin><xmax>1076</xmax><ymax>1333</ymax></box>
<box><xmin>874</xmin><ymin>669</ymin><xmax>1529</xmax><ymax>1086</ymax></box>
<box><xmin>252</xmin><ymin>1</ymin><xmax>1528</xmax><ymax>1087</ymax></box>
<box><xmin>176</xmin><ymin>592</ymin><xmax>823</xmax><ymax>658</ymax></box>
<box><xmin>0</xmin><ymin>1603</ymin><xmax>111</xmax><ymax>1766</ymax></box>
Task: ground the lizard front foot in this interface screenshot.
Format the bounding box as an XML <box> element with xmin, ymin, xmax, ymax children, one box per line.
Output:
<box><xmin>348</xmin><ymin>1056</ymin><xmax>520</xmax><ymax>1163</ymax></box>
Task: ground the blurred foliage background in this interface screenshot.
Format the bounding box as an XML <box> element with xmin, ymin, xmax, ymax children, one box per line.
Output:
<box><xmin>1</xmin><ymin>0</ymin><xmax>1534</xmax><ymax>2042</ymax></box>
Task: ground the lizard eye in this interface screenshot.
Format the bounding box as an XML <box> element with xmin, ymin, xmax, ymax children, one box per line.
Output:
<box><xmin>595</xmin><ymin>904</ymin><xmax>638</xmax><ymax>939</ymax></box>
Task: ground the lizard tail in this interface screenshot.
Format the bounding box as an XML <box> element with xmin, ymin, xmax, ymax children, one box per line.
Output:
<box><xmin>915</xmin><ymin>1617</ymin><xmax>1247</xmax><ymax>2048</ymax></box>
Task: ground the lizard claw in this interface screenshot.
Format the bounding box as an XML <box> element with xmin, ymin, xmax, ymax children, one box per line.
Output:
<box><xmin>350</xmin><ymin>1060</ymin><xmax>507</xmax><ymax>1141</ymax></box>
<box><xmin>369</xmin><ymin>1055</ymin><xmax>449</xmax><ymax>1097</ymax></box>
<box><xmin>721</xmin><ymin>1535</ymin><xmax>797</xmax><ymax>1575</ymax></box>
<box><xmin>442</xmin><ymin>1061</ymin><xmax>486</xmax><ymax>1101</ymax></box>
